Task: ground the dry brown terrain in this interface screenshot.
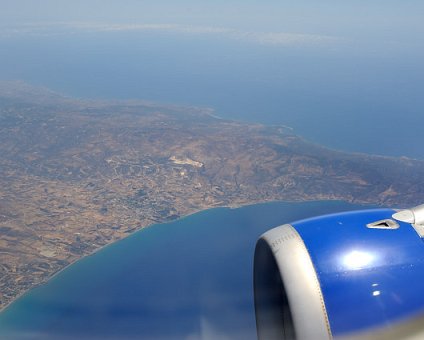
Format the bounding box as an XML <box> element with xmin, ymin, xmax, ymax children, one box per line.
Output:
<box><xmin>1</xmin><ymin>81</ymin><xmax>424</xmax><ymax>311</ymax></box>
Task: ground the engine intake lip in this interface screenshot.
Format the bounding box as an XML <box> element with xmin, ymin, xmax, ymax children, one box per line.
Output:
<box><xmin>254</xmin><ymin>224</ymin><xmax>332</xmax><ymax>340</ymax></box>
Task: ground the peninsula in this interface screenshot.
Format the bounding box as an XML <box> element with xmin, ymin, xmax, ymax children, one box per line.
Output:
<box><xmin>1</xmin><ymin>81</ymin><xmax>424</xmax><ymax>311</ymax></box>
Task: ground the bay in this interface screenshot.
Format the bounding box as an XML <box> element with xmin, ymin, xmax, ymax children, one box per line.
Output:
<box><xmin>0</xmin><ymin>200</ymin><xmax>365</xmax><ymax>339</ymax></box>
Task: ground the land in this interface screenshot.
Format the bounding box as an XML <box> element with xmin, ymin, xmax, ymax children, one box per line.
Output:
<box><xmin>1</xmin><ymin>80</ymin><xmax>424</xmax><ymax>311</ymax></box>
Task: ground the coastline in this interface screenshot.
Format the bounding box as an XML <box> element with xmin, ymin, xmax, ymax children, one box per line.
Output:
<box><xmin>0</xmin><ymin>198</ymin><xmax>373</xmax><ymax>340</ymax></box>
<box><xmin>0</xmin><ymin>200</ymin><xmax>253</xmax><ymax>315</ymax></box>
<box><xmin>0</xmin><ymin>198</ymin><xmax>367</xmax><ymax>316</ymax></box>
<box><xmin>1</xmin><ymin>82</ymin><xmax>422</xmax><ymax>321</ymax></box>
<box><xmin>0</xmin><ymin>199</ymin><xmax>263</xmax><ymax>314</ymax></box>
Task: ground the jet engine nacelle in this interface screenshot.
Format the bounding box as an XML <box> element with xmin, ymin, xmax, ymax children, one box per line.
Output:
<box><xmin>254</xmin><ymin>206</ymin><xmax>424</xmax><ymax>339</ymax></box>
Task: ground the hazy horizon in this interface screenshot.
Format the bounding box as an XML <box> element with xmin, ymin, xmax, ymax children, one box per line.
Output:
<box><xmin>2</xmin><ymin>1</ymin><xmax>424</xmax><ymax>158</ymax></box>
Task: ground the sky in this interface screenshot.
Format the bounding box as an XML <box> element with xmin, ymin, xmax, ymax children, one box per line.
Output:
<box><xmin>1</xmin><ymin>2</ymin><xmax>424</xmax><ymax>337</ymax></box>
<box><xmin>0</xmin><ymin>0</ymin><xmax>423</xmax><ymax>63</ymax></box>
<box><xmin>1</xmin><ymin>1</ymin><xmax>424</xmax><ymax>158</ymax></box>
<box><xmin>2</xmin><ymin>1</ymin><xmax>424</xmax><ymax>45</ymax></box>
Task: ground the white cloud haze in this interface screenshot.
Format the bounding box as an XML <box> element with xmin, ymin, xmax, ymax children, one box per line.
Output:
<box><xmin>0</xmin><ymin>22</ymin><xmax>341</xmax><ymax>47</ymax></box>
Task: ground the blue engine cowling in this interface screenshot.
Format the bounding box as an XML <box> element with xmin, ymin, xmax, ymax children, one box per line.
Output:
<box><xmin>254</xmin><ymin>206</ymin><xmax>424</xmax><ymax>339</ymax></box>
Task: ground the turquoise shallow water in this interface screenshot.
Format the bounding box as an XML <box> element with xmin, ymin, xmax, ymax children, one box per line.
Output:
<box><xmin>0</xmin><ymin>200</ymin><xmax>365</xmax><ymax>339</ymax></box>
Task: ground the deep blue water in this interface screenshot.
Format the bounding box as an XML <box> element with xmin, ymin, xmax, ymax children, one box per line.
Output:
<box><xmin>1</xmin><ymin>31</ymin><xmax>424</xmax><ymax>158</ymax></box>
<box><xmin>0</xmin><ymin>30</ymin><xmax>419</xmax><ymax>338</ymax></box>
<box><xmin>0</xmin><ymin>201</ymin><xmax>365</xmax><ymax>339</ymax></box>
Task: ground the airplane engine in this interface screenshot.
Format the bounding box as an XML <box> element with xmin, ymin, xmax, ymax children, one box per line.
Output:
<box><xmin>253</xmin><ymin>205</ymin><xmax>424</xmax><ymax>340</ymax></box>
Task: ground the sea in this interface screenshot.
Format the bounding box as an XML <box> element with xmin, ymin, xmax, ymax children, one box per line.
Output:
<box><xmin>1</xmin><ymin>30</ymin><xmax>423</xmax><ymax>159</ymax></box>
<box><xmin>0</xmin><ymin>29</ymin><xmax>421</xmax><ymax>338</ymax></box>
<box><xmin>0</xmin><ymin>201</ymin><xmax>365</xmax><ymax>339</ymax></box>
